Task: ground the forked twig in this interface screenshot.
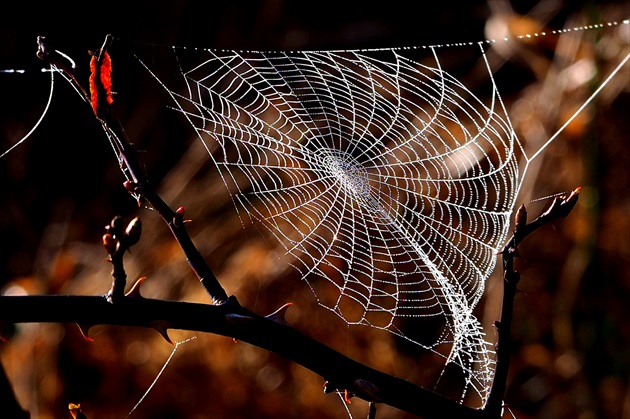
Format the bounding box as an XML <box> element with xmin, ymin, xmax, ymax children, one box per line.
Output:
<box><xmin>485</xmin><ymin>188</ymin><xmax>581</xmax><ymax>416</ymax></box>
<box><xmin>35</xmin><ymin>34</ymin><xmax>229</xmax><ymax>306</ymax></box>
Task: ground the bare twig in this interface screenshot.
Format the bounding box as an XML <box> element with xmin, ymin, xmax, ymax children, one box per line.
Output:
<box><xmin>485</xmin><ymin>188</ymin><xmax>581</xmax><ymax>416</ymax></box>
<box><xmin>36</xmin><ymin>35</ymin><xmax>229</xmax><ymax>306</ymax></box>
<box><xmin>102</xmin><ymin>215</ymin><xmax>142</xmax><ymax>303</ymax></box>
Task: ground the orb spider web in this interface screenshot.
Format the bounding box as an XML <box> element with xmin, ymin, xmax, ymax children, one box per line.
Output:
<box><xmin>86</xmin><ymin>20</ymin><xmax>629</xmax><ymax>405</ymax></box>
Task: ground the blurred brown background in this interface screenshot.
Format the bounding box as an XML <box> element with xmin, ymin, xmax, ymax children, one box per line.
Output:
<box><xmin>1</xmin><ymin>1</ymin><xmax>629</xmax><ymax>418</ymax></box>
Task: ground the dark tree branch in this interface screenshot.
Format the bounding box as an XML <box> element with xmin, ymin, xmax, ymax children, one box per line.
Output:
<box><xmin>35</xmin><ymin>35</ymin><xmax>229</xmax><ymax>306</ymax></box>
<box><xmin>0</xmin><ymin>189</ymin><xmax>579</xmax><ymax>419</ymax></box>
<box><xmin>485</xmin><ymin>188</ymin><xmax>581</xmax><ymax>416</ymax></box>
<box><xmin>0</xmin><ymin>294</ymin><xmax>486</xmax><ymax>419</ymax></box>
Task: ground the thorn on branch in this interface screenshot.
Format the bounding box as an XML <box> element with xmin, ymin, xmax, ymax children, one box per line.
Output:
<box><xmin>125</xmin><ymin>276</ymin><xmax>148</xmax><ymax>299</ymax></box>
<box><xmin>265</xmin><ymin>302</ymin><xmax>293</xmax><ymax>325</ymax></box>
<box><xmin>151</xmin><ymin>320</ymin><xmax>174</xmax><ymax>345</ymax></box>
<box><xmin>69</xmin><ymin>403</ymin><xmax>88</xmax><ymax>419</ymax></box>
<box><xmin>76</xmin><ymin>324</ymin><xmax>94</xmax><ymax>341</ymax></box>
<box><xmin>367</xmin><ymin>402</ymin><xmax>377</xmax><ymax>419</ymax></box>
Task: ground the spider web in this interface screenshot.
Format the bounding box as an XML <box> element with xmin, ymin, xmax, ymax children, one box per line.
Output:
<box><xmin>113</xmin><ymin>21</ymin><xmax>627</xmax><ymax>406</ymax></box>
<box><xmin>130</xmin><ymin>42</ymin><xmax>519</xmax><ymax>404</ymax></box>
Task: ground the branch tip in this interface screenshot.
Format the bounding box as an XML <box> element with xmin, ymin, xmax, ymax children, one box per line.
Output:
<box><xmin>566</xmin><ymin>186</ymin><xmax>581</xmax><ymax>207</ymax></box>
<box><xmin>96</xmin><ymin>34</ymin><xmax>113</xmax><ymax>62</ymax></box>
<box><xmin>515</xmin><ymin>204</ymin><xmax>527</xmax><ymax>231</ymax></box>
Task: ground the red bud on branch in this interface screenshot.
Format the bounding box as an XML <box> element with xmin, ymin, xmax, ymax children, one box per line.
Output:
<box><xmin>102</xmin><ymin>233</ymin><xmax>117</xmax><ymax>255</ymax></box>
<box><xmin>124</xmin><ymin>217</ymin><xmax>142</xmax><ymax>246</ymax></box>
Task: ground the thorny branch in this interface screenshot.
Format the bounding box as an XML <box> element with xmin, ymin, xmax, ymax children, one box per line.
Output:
<box><xmin>36</xmin><ymin>35</ymin><xmax>229</xmax><ymax>306</ymax></box>
<box><xmin>0</xmin><ymin>294</ymin><xmax>487</xmax><ymax>419</ymax></box>
<box><xmin>0</xmin><ymin>36</ymin><xmax>580</xmax><ymax>419</ymax></box>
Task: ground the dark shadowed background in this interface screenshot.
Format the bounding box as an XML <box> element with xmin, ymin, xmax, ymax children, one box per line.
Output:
<box><xmin>1</xmin><ymin>1</ymin><xmax>629</xmax><ymax>418</ymax></box>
